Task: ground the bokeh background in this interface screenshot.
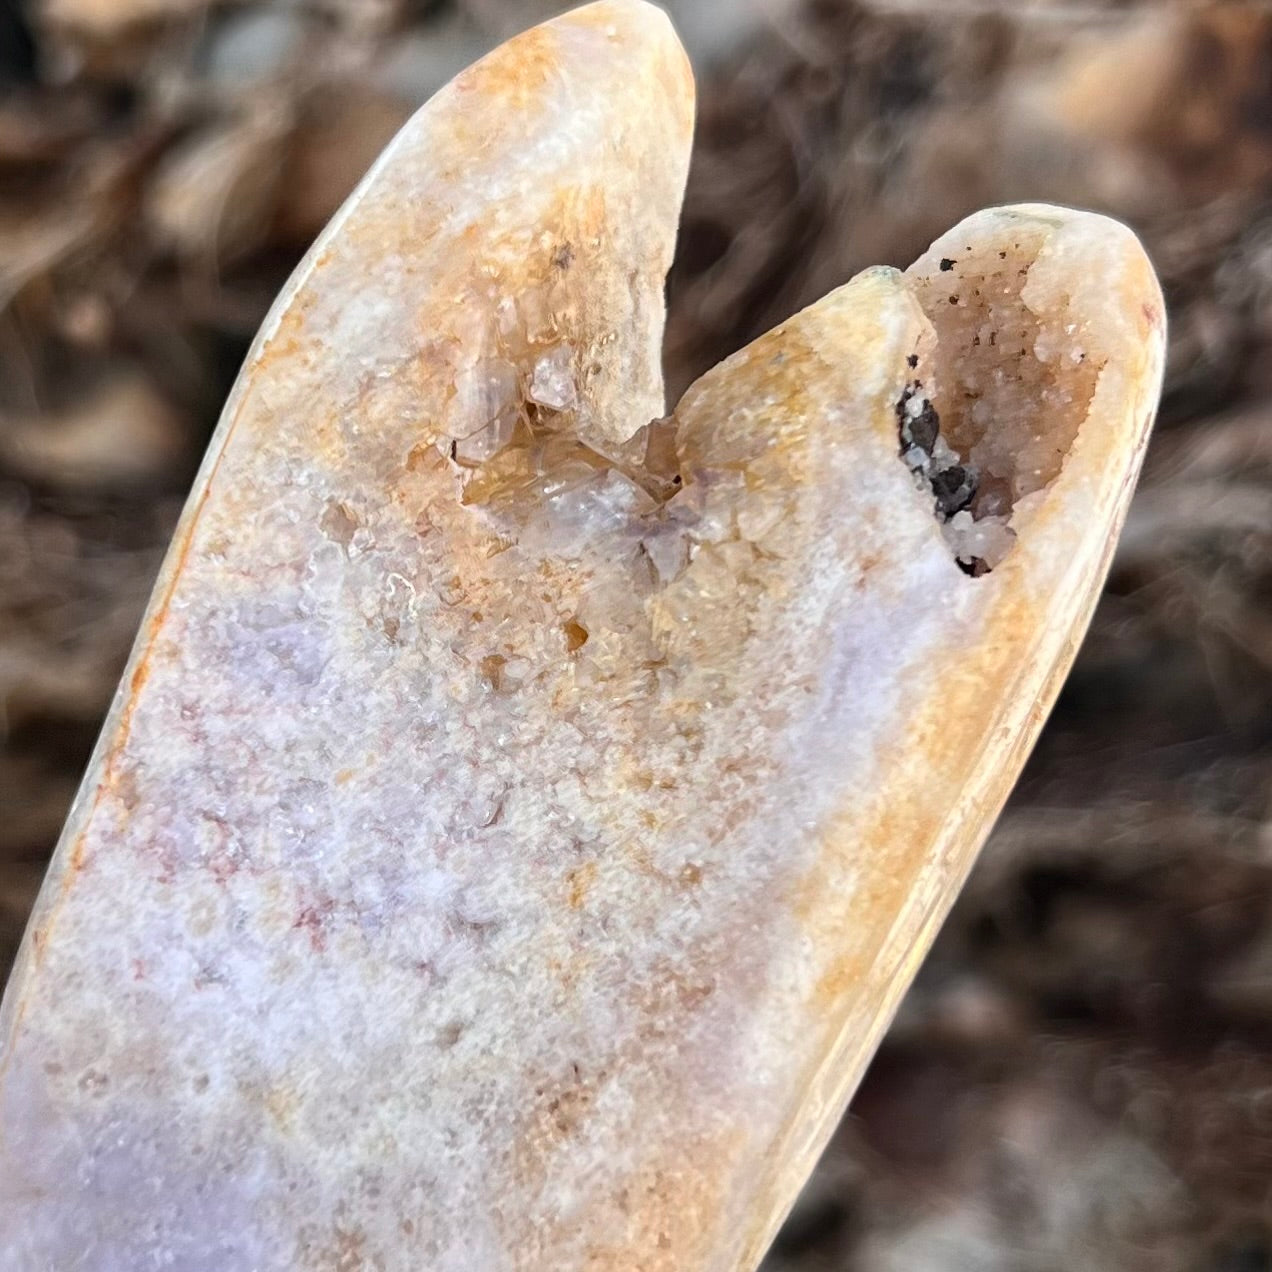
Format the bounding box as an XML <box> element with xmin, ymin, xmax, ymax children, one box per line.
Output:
<box><xmin>1</xmin><ymin>0</ymin><xmax>1270</xmax><ymax>1266</ymax></box>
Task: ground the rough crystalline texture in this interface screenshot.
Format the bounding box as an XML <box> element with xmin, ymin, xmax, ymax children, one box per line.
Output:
<box><xmin>0</xmin><ymin>4</ymin><xmax>1165</xmax><ymax>1271</ymax></box>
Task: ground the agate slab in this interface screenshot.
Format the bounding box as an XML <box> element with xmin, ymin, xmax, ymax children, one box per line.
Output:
<box><xmin>0</xmin><ymin>3</ymin><xmax>1165</xmax><ymax>1269</ymax></box>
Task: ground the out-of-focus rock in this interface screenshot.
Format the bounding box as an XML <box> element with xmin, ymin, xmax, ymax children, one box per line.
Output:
<box><xmin>0</xmin><ymin>485</ymin><xmax>174</xmax><ymax>732</ymax></box>
<box><xmin>146</xmin><ymin>105</ymin><xmax>293</xmax><ymax>267</ymax></box>
<box><xmin>35</xmin><ymin>0</ymin><xmax>211</xmax><ymax>79</ymax></box>
<box><xmin>54</xmin><ymin>291</ymin><xmax>113</xmax><ymax>349</ymax></box>
<box><xmin>1003</xmin><ymin>8</ymin><xmax>1272</xmax><ymax>220</ymax></box>
<box><xmin>39</xmin><ymin>0</ymin><xmax>207</xmax><ymax>41</ymax></box>
<box><xmin>0</xmin><ymin>375</ymin><xmax>188</xmax><ymax>490</ymax></box>
<box><xmin>271</xmin><ymin>83</ymin><xmax>412</xmax><ymax>246</ymax></box>
<box><xmin>0</xmin><ymin>197</ymin><xmax>102</xmax><ymax>310</ymax></box>
<box><xmin>666</xmin><ymin>3</ymin><xmax>1272</xmax><ymax>403</ymax></box>
<box><xmin>461</xmin><ymin>0</ymin><xmax>789</xmax><ymax>65</ymax></box>
<box><xmin>372</xmin><ymin>13</ymin><xmax>495</xmax><ymax>106</ymax></box>
<box><xmin>195</xmin><ymin>6</ymin><xmax>306</xmax><ymax>87</ymax></box>
<box><xmin>852</xmin><ymin>1063</ymin><xmax>1188</xmax><ymax>1272</ymax></box>
<box><xmin>308</xmin><ymin>0</ymin><xmax>403</xmax><ymax>40</ymax></box>
<box><xmin>0</xmin><ymin>141</ymin><xmax>140</xmax><ymax>313</ymax></box>
<box><xmin>665</xmin><ymin>0</ymin><xmax>794</xmax><ymax>69</ymax></box>
<box><xmin>0</xmin><ymin>92</ymin><xmax>98</xmax><ymax>167</ymax></box>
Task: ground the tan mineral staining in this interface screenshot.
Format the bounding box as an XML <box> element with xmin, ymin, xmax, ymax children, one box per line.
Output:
<box><xmin>0</xmin><ymin>3</ymin><xmax>1164</xmax><ymax>1271</ymax></box>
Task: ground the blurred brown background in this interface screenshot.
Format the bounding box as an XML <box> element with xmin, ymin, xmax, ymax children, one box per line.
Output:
<box><xmin>1</xmin><ymin>0</ymin><xmax>1270</xmax><ymax>1267</ymax></box>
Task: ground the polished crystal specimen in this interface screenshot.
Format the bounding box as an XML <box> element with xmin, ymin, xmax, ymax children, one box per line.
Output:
<box><xmin>0</xmin><ymin>4</ymin><xmax>1164</xmax><ymax>1270</ymax></box>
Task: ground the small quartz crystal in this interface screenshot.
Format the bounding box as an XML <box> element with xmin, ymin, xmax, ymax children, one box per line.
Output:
<box><xmin>495</xmin><ymin>297</ymin><xmax>528</xmax><ymax>355</ymax></box>
<box><xmin>451</xmin><ymin>358</ymin><xmax>519</xmax><ymax>435</ymax></box>
<box><xmin>640</xmin><ymin>523</ymin><xmax>690</xmax><ymax>583</ymax></box>
<box><xmin>453</xmin><ymin>407</ymin><xmax>518</xmax><ymax>465</ymax></box>
<box><xmin>529</xmin><ymin>344</ymin><xmax>577</xmax><ymax>411</ymax></box>
<box><xmin>942</xmin><ymin>510</ymin><xmax>1016</xmax><ymax>569</ymax></box>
